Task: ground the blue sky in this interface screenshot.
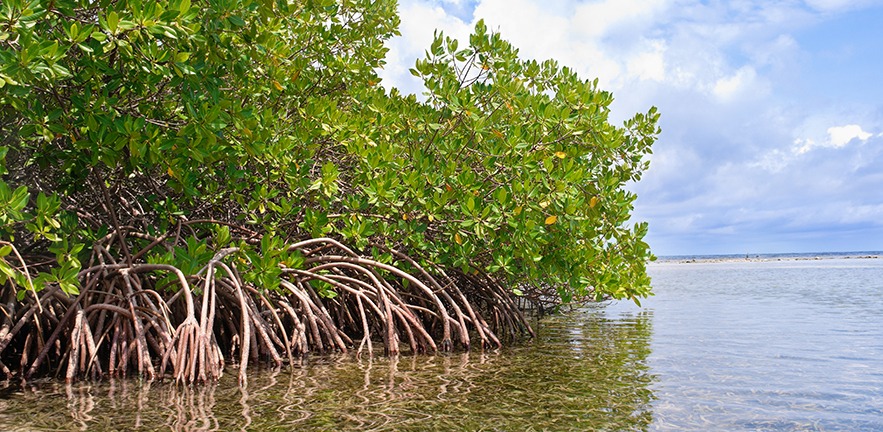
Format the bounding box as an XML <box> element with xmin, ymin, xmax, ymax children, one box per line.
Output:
<box><xmin>379</xmin><ymin>0</ymin><xmax>883</xmax><ymax>256</ymax></box>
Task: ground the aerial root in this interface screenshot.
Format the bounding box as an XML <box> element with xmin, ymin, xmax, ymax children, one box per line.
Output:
<box><xmin>1</xmin><ymin>235</ymin><xmax>532</xmax><ymax>383</ymax></box>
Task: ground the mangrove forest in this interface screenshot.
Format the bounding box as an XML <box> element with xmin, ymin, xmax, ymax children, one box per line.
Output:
<box><xmin>0</xmin><ymin>0</ymin><xmax>659</xmax><ymax>384</ymax></box>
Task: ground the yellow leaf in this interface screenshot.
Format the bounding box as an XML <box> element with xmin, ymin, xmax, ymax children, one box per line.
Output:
<box><xmin>554</xmin><ymin>151</ymin><xmax>566</xmax><ymax>159</ymax></box>
<box><xmin>590</xmin><ymin>196</ymin><xmax>599</xmax><ymax>208</ymax></box>
<box><xmin>428</xmin><ymin>214</ymin><xmax>435</xmax><ymax>222</ymax></box>
<box><xmin>454</xmin><ymin>233</ymin><xmax>462</xmax><ymax>244</ymax></box>
<box><xmin>545</xmin><ymin>215</ymin><xmax>557</xmax><ymax>225</ymax></box>
<box><xmin>492</xmin><ymin>129</ymin><xmax>504</xmax><ymax>139</ymax></box>
<box><xmin>402</xmin><ymin>213</ymin><xmax>409</xmax><ymax>220</ymax></box>
<box><xmin>272</xmin><ymin>80</ymin><xmax>283</xmax><ymax>91</ymax></box>
<box><xmin>514</xmin><ymin>206</ymin><xmax>522</xmax><ymax>216</ymax></box>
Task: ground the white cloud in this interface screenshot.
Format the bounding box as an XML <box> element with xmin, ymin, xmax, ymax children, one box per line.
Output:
<box><xmin>756</xmin><ymin>123</ymin><xmax>874</xmax><ymax>172</ymax></box>
<box><xmin>391</xmin><ymin>1</ymin><xmax>787</xmax><ymax>102</ymax></box>
<box><xmin>793</xmin><ymin>124</ymin><xmax>872</xmax><ymax>154</ymax></box>
<box><xmin>712</xmin><ymin>66</ymin><xmax>764</xmax><ymax>102</ymax></box>
<box><xmin>570</xmin><ymin>0</ymin><xmax>669</xmax><ymax>39</ymax></box>
<box><xmin>377</xmin><ymin>1</ymin><xmax>472</xmax><ymax>94</ymax></box>
<box><xmin>827</xmin><ymin>124</ymin><xmax>872</xmax><ymax>147</ymax></box>
<box><xmin>627</xmin><ymin>40</ymin><xmax>667</xmax><ymax>82</ymax></box>
<box><xmin>470</xmin><ymin>0</ymin><xmax>623</xmax><ymax>88</ymax></box>
<box><xmin>793</xmin><ymin>138</ymin><xmax>816</xmax><ymax>155</ymax></box>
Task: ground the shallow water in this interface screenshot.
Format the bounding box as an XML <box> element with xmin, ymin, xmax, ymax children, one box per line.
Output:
<box><xmin>0</xmin><ymin>312</ymin><xmax>655</xmax><ymax>431</ymax></box>
<box><xmin>0</xmin><ymin>257</ymin><xmax>881</xmax><ymax>431</ymax></box>
<box><xmin>635</xmin><ymin>257</ymin><xmax>883</xmax><ymax>431</ymax></box>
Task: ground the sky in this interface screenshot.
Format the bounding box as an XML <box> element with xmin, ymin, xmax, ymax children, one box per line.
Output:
<box><xmin>378</xmin><ymin>0</ymin><xmax>883</xmax><ymax>256</ymax></box>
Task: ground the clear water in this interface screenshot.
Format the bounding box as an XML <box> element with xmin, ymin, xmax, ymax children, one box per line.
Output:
<box><xmin>0</xmin><ymin>256</ymin><xmax>880</xmax><ymax>431</ymax></box>
<box><xmin>633</xmin><ymin>257</ymin><xmax>883</xmax><ymax>431</ymax></box>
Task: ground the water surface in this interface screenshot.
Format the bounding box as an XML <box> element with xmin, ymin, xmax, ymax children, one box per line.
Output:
<box><xmin>0</xmin><ymin>256</ymin><xmax>880</xmax><ymax>431</ymax></box>
<box><xmin>0</xmin><ymin>312</ymin><xmax>654</xmax><ymax>431</ymax></box>
<box><xmin>634</xmin><ymin>257</ymin><xmax>883</xmax><ymax>430</ymax></box>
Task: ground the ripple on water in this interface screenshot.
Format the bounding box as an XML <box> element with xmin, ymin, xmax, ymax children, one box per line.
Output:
<box><xmin>0</xmin><ymin>258</ymin><xmax>880</xmax><ymax>431</ymax></box>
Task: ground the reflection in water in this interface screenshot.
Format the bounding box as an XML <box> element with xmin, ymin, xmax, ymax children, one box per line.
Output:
<box><xmin>0</xmin><ymin>308</ymin><xmax>654</xmax><ymax>431</ymax></box>
<box><xmin>3</xmin><ymin>259</ymin><xmax>880</xmax><ymax>431</ymax></box>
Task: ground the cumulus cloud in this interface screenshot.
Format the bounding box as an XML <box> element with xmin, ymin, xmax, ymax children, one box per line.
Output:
<box><xmin>794</xmin><ymin>124</ymin><xmax>873</xmax><ymax>154</ymax></box>
<box><xmin>827</xmin><ymin>124</ymin><xmax>872</xmax><ymax>146</ymax></box>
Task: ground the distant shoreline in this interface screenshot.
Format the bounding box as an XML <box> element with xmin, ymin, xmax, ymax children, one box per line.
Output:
<box><xmin>655</xmin><ymin>252</ymin><xmax>882</xmax><ymax>264</ymax></box>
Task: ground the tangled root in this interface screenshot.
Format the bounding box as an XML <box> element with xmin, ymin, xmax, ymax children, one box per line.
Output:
<box><xmin>1</xmin><ymin>235</ymin><xmax>532</xmax><ymax>384</ymax></box>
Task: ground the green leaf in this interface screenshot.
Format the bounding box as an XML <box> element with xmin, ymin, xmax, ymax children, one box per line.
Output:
<box><xmin>10</xmin><ymin>186</ymin><xmax>29</xmax><ymax>211</ymax></box>
<box><xmin>0</xmin><ymin>259</ymin><xmax>15</xmax><ymax>278</ymax></box>
<box><xmin>106</xmin><ymin>11</ymin><xmax>119</xmax><ymax>33</ymax></box>
<box><xmin>227</xmin><ymin>16</ymin><xmax>245</xmax><ymax>27</ymax></box>
<box><xmin>214</xmin><ymin>225</ymin><xmax>231</xmax><ymax>248</ymax></box>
